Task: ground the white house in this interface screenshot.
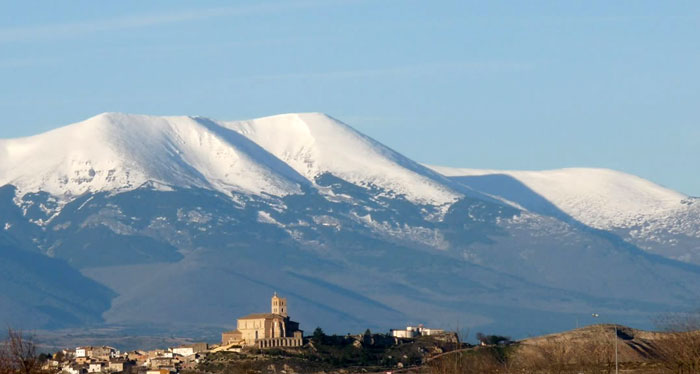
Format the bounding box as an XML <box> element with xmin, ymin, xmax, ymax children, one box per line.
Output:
<box><xmin>171</xmin><ymin>343</ymin><xmax>208</xmax><ymax>357</ymax></box>
<box><xmin>390</xmin><ymin>325</ymin><xmax>444</xmax><ymax>338</ymax></box>
<box><xmin>75</xmin><ymin>347</ymin><xmax>117</xmax><ymax>360</ymax></box>
<box><xmin>87</xmin><ymin>362</ymin><xmax>105</xmax><ymax>373</ymax></box>
<box><xmin>171</xmin><ymin>347</ymin><xmax>193</xmax><ymax>357</ymax></box>
<box><xmin>420</xmin><ymin>327</ymin><xmax>445</xmax><ymax>336</ymax></box>
<box><xmin>62</xmin><ymin>366</ymin><xmax>87</xmax><ymax>374</ymax></box>
<box><xmin>390</xmin><ymin>325</ymin><xmax>419</xmax><ymax>338</ymax></box>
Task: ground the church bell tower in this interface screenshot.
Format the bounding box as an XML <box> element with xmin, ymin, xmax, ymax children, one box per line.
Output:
<box><xmin>271</xmin><ymin>292</ymin><xmax>287</xmax><ymax>317</ymax></box>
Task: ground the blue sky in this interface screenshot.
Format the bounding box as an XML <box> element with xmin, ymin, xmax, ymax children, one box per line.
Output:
<box><xmin>1</xmin><ymin>1</ymin><xmax>699</xmax><ymax>195</ymax></box>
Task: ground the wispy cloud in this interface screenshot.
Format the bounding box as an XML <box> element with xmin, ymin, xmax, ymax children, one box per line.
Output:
<box><xmin>247</xmin><ymin>61</ymin><xmax>535</xmax><ymax>81</ymax></box>
<box><xmin>0</xmin><ymin>36</ymin><xmax>325</xmax><ymax>69</ymax></box>
<box><xmin>0</xmin><ymin>56</ymin><xmax>61</xmax><ymax>69</ymax></box>
<box><xmin>0</xmin><ymin>0</ymin><xmax>355</xmax><ymax>44</ymax></box>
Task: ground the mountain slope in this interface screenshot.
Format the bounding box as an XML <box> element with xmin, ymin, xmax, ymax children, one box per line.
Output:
<box><xmin>223</xmin><ymin>113</ymin><xmax>461</xmax><ymax>207</ymax></box>
<box><xmin>0</xmin><ymin>113</ymin><xmax>699</xmax><ymax>341</ymax></box>
<box><xmin>430</xmin><ymin>167</ymin><xmax>687</xmax><ymax>228</ymax></box>
<box><xmin>0</xmin><ymin>113</ymin><xmax>307</xmax><ymax>202</ymax></box>
<box><xmin>430</xmin><ymin>166</ymin><xmax>700</xmax><ymax>264</ymax></box>
<box><xmin>0</xmin><ymin>232</ymin><xmax>114</xmax><ymax>328</ymax></box>
<box><xmin>36</xmin><ymin>185</ymin><xmax>700</xmax><ymax>338</ymax></box>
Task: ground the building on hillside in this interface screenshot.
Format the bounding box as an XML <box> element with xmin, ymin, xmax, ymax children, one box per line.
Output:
<box><xmin>124</xmin><ymin>351</ymin><xmax>148</xmax><ymax>365</ymax></box>
<box><xmin>75</xmin><ymin>348</ymin><xmax>88</xmax><ymax>358</ymax></box>
<box><xmin>390</xmin><ymin>325</ymin><xmax>445</xmax><ymax>338</ymax></box>
<box><xmin>87</xmin><ymin>362</ymin><xmax>105</xmax><ymax>373</ymax></box>
<box><xmin>74</xmin><ymin>357</ymin><xmax>90</xmax><ymax>365</ymax></box>
<box><xmin>62</xmin><ymin>364</ymin><xmax>88</xmax><ymax>374</ymax></box>
<box><xmin>148</xmin><ymin>357</ymin><xmax>174</xmax><ymax>369</ymax></box>
<box><xmin>108</xmin><ymin>360</ymin><xmax>134</xmax><ymax>373</ymax></box>
<box><xmin>76</xmin><ymin>347</ymin><xmax>117</xmax><ymax>360</ymax></box>
<box><xmin>58</xmin><ymin>349</ymin><xmax>76</xmax><ymax>360</ymax></box>
<box><xmin>42</xmin><ymin>360</ymin><xmax>60</xmax><ymax>371</ymax></box>
<box><xmin>221</xmin><ymin>293</ymin><xmax>303</xmax><ymax>348</ymax></box>
<box><xmin>146</xmin><ymin>370</ymin><xmax>171</xmax><ymax>374</ymax></box>
<box><xmin>420</xmin><ymin>327</ymin><xmax>445</xmax><ymax>336</ymax></box>
<box><xmin>171</xmin><ymin>343</ymin><xmax>208</xmax><ymax>357</ymax></box>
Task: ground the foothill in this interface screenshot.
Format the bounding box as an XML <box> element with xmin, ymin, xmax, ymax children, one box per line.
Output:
<box><xmin>6</xmin><ymin>294</ymin><xmax>456</xmax><ymax>374</ymax></box>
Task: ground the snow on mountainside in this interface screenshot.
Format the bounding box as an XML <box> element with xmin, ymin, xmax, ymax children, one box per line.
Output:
<box><xmin>2</xmin><ymin>112</ymin><xmax>700</xmax><ymax>338</ymax></box>
<box><xmin>0</xmin><ymin>113</ymin><xmax>307</xmax><ymax>201</ymax></box>
<box><xmin>0</xmin><ymin>112</ymin><xmax>461</xmax><ymax>208</ymax></box>
<box><xmin>430</xmin><ymin>166</ymin><xmax>686</xmax><ymax>228</ymax></box>
<box><xmin>430</xmin><ymin>166</ymin><xmax>700</xmax><ymax>263</ymax></box>
<box><xmin>224</xmin><ymin>113</ymin><xmax>461</xmax><ymax>206</ymax></box>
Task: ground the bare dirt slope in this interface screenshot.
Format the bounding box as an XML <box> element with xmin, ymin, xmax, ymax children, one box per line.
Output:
<box><xmin>520</xmin><ymin>324</ymin><xmax>673</xmax><ymax>362</ymax></box>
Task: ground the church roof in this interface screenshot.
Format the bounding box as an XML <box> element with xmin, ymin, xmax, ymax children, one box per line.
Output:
<box><xmin>238</xmin><ymin>313</ymin><xmax>286</xmax><ymax>320</ymax></box>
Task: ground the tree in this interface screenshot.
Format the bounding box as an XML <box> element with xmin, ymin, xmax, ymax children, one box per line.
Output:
<box><xmin>1</xmin><ymin>328</ymin><xmax>42</xmax><ymax>374</ymax></box>
<box><xmin>53</xmin><ymin>351</ymin><xmax>65</xmax><ymax>363</ymax></box>
<box><xmin>476</xmin><ymin>333</ymin><xmax>511</xmax><ymax>346</ymax></box>
<box><xmin>0</xmin><ymin>343</ymin><xmax>9</xmax><ymax>374</ymax></box>
<box><xmin>311</xmin><ymin>327</ymin><xmax>326</xmax><ymax>345</ymax></box>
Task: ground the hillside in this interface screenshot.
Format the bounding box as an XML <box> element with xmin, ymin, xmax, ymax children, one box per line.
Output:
<box><xmin>0</xmin><ymin>231</ymin><xmax>114</xmax><ymax>328</ymax></box>
<box><xmin>519</xmin><ymin>324</ymin><xmax>669</xmax><ymax>362</ymax></box>
<box><xmin>424</xmin><ymin>323</ymin><xmax>700</xmax><ymax>374</ymax></box>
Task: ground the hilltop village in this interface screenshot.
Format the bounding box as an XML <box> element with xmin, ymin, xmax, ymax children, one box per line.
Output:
<box><xmin>40</xmin><ymin>294</ymin><xmax>451</xmax><ymax>374</ymax></box>
<box><xmin>18</xmin><ymin>295</ymin><xmax>700</xmax><ymax>374</ymax></box>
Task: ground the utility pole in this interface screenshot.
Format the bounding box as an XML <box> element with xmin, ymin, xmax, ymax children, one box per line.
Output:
<box><xmin>614</xmin><ymin>324</ymin><xmax>618</xmax><ymax>374</ymax></box>
<box><xmin>592</xmin><ymin>313</ymin><xmax>618</xmax><ymax>374</ymax></box>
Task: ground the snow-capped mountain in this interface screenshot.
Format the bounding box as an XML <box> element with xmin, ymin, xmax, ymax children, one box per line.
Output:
<box><xmin>430</xmin><ymin>166</ymin><xmax>700</xmax><ymax>264</ymax></box>
<box><xmin>1</xmin><ymin>113</ymin><xmax>699</xmax><ymax>343</ymax></box>
<box><xmin>223</xmin><ymin>113</ymin><xmax>461</xmax><ymax>206</ymax></box>
<box><xmin>0</xmin><ymin>113</ymin><xmax>307</xmax><ymax>201</ymax></box>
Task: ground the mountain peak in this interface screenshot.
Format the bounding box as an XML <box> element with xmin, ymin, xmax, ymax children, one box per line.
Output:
<box><xmin>224</xmin><ymin>113</ymin><xmax>462</xmax><ymax>205</ymax></box>
<box><xmin>431</xmin><ymin>165</ymin><xmax>688</xmax><ymax>228</ymax></box>
<box><xmin>0</xmin><ymin>112</ymin><xmax>462</xmax><ymax>207</ymax></box>
<box><xmin>0</xmin><ymin>113</ymin><xmax>307</xmax><ymax>200</ymax></box>
<box><xmin>254</xmin><ymin>111</ymin><xmax>332</xmax><ymax>121</ymax></box>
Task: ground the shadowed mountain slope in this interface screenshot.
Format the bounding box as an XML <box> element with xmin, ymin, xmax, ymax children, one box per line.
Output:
<box><xmin>0</xmin><ymin>232</ymin><xmax>115</xmax><ymax>328</ymax></box>
<box><xmin>430</xmin><ymin>166</ymin><xmax>700</xmax><ymax>264</ymax></box>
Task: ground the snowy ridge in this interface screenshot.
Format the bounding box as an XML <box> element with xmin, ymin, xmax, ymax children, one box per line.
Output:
<box><xmin>224</xmin><ymin>113</ymin><xmax>461</xmax><ymax>206</ymax></box>
<box><xmin>429</xmin><ymin>166</ymin><xmax>688</xmax><ymax>229</ymax></box>
<box><xmin>3</xmin><ymin>112</ymin><xmax>695</xmax><ymax>258</ymax></box>
<box><xmin>1</xmin><ymin>112</ymin><xmax>461</xmax><ymax>208</ymax></box>
<box><xmin>0</xmin><ymin>113</ymin><xmax>306</xmax><ymax>200</ymax></box>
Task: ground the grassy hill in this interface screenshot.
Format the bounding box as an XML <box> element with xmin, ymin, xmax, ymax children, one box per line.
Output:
<box><xmin>426</xmin><ymin>323</ymin><xmax>700</xmax><ymax>374</ymax></box>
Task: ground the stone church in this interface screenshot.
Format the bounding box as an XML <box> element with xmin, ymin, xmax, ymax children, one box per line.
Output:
<box><xmin>221</xmin><ymin>293</ymin><xmax>303</xmax><ymax>348</ymax></box>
